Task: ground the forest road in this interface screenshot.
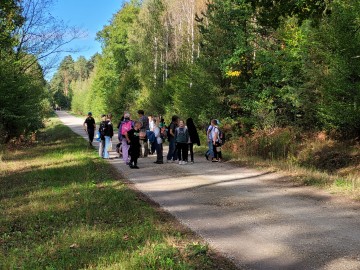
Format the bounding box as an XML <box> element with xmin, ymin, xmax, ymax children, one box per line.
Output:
<box><xmin>57</xmin><ymin>111</ymin><xmax>360</xmax><ymax>270</ymax></box>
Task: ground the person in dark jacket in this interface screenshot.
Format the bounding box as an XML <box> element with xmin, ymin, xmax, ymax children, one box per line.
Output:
<box><xmin>186</xmin><ymin>118</ymin><xmax>201</xmax><ymax>163</ymax></box>
<box><xmin>99</xmin><ymin>114</ymin><xmax>113</xmax><ymax>159</ymax></box>
<box><xmin>98</xmin><ymin>114</ymin><xmax>107</xmax><ymax>158</ymax></box>
<box><xmin>126</xmin><ymin>121</ymin><xmax>142</xmax><ymax>169</ymax></box>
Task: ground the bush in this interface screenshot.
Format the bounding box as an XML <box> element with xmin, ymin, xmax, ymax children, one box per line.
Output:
<box><xmin>225</xmin><ymin>127</ymin><xmax>299</xmax><ymax>160</ymax></box>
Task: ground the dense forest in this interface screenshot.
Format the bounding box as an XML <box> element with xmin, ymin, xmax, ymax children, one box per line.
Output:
<box><xmin>2</xmin><ymin>0</ymin><xmax>360</xmax><ymax>146</ymax></box>
<box><xmin>0</xmin><ymin>0</ymin><xmax>80</xmax><ymax>143</ymax></box>
<box><xmin>50</xmin><ymin>0</ymin><xmax>360</xmax><ymax>141</ymax></box>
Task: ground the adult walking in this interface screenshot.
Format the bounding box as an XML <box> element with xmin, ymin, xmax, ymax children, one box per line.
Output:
<box><xmin>83</xmin><ymin>112</ymin><xmax>96</xmax><ymax>146</ymax></box>
<box><xmin>186</xmin><ymin>118</ymin><xmax>200</xmax><ymax>163</ymax></box>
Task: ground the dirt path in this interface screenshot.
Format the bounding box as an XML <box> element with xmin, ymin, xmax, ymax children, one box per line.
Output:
<box><xmin>57</xmin><ymin>111</ymin><xmax>360</xmax><ymax>270</ymax></box>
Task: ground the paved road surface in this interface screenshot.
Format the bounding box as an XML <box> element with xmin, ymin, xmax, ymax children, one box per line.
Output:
<box><xmin>57</xmin><ymin>111</ymin><xmax>360</xmax><ymax>270</ymax></box>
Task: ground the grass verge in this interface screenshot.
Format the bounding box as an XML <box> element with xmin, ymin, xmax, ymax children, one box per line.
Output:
<box><xmin>0</xmin><ymin>117</ymin><xmax>237</xmax><ymax>270</ymax></box>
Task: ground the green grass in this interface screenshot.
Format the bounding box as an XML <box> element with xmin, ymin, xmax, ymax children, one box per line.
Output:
<box><xmin>0</xmin><ymin>118</ymin><xmax>237</xmax><ymax>270</ymax></box>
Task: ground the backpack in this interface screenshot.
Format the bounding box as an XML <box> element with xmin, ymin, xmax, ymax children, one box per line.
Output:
<box><xmin>209</xmin><ymin>126</ymin><xmax>225</xmax><ymax>145</ymax></box>
<box><xmin>146</xmin><ymin>130</ymin><xmax>156</xmax><ymax>143</ymax></box>
<box><xmin>121</xmin><ymin>120</ymin><xmax>133</xmax><ymax>135</ymax></box>
<box><xmin>217</xmin><ymin>128</ymin><xmax>226</xmax><ymax>145</ymax></box>
<box><xmin>160</xmin><ymin>126</ymin><xmax>167</xmax><ymax>140</ymax></box>
<box><xmin>175</xmin><ymin>127</ymin><xmax>188</xmax><ymax>143</ymax></box>
<box><xmin>99</xmin><ymin>122</ymin><xmax>107</xmax><ymax>137</ymax></box>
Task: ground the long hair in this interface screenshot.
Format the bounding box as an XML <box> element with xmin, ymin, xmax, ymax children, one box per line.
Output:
<box><xmin>186</xmin><ymin>117</ymin><xmax>200</xmax><ymax>145</ymax></box>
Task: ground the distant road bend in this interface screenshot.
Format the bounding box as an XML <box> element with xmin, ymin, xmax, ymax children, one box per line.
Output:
<box><xmin>57</xmin><ymin>111</ymin><xmax>360</xmax><ymax>270</ymax></box>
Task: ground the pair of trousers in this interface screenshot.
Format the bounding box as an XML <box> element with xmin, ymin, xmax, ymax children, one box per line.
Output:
<box><xmin>140</xmin><ymin>139</ymin><xmax>148</xmax><ymax>157</ymax></box>
<box><xmin>177</xmin><ymin>143</ymin><xmax>188</xmax><ymax>161</ymax></box>
<box><xmin>99</xmin><ymin>139</ymin><xmax>105</xmax><ymax>157</ymax></box>
<box><xmin>188</xmin><ymin>143</ymin><xmax>194</xmax><ymax>162</ymax></box>
<box><xmin>103</xmin><ymin>136</ymin><xmax>111</xmax><ymax>159</ymax></box>
<box><xmin>155</xmin><ymin>142</ymin><xmax>163</xmax><ymax>162</ymax></box>
<box><xmin>121</xmin><ymin>138</ymin><xmax>130</xmax><ymax>162</ymax></box>
<box><xmin>206</xmin><ymin>140</ymin><xmax>214</xmax><ymax>159</ymax></box>
<box><xmin>167</xmin><ymin>137</ymin><xmax>177</xmax><ymax>161</ymax></box>
<box><xmin>87</xmin><ymin>129</ymin><xmax>95</xmax><ymax>143</ymax></box>
<box><xmin>213</xmin><ymin>142</ymin><xmax>222</xmax><ymax>160</ymax></box>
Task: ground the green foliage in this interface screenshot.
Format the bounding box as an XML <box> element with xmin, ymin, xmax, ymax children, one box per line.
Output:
<box><xmin>303</xmin><ymin>0</ymin><xmax>360</xmax><ymax>137</ymax></box>
<box><xmin>50</xmin><ymin>0</ymin><xmax>360</xmax><ymax>141</ymax></box>
<box><xmin>167</xmin><ymin>64</ymin><xmax>219</xmax><ymax>123</ymax></box>
<box><xmin>0</xmin><ymin>0</ymin><xmax>50</xmax><ymax>142</ymax></box>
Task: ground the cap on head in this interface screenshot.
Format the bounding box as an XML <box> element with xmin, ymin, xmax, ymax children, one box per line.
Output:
<box><xmin>88</xmin><ymin>112</ymin><xmax>92</xmax><ymax>116</ymax></box>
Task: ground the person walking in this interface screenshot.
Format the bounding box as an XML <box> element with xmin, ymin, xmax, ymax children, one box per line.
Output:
<box><xmin>175</xmin><ymin>120</ymin><xmax>189</xmax><ymax>165</ymax></box>
<box><xmin>126</xmin><ymin>121</ymin><xmax>142</xmax><ymax>169</ymax></box>
<box><xmin>186</xmin><ymin>118</ymin><xmax>200</xmax><ymax>163</ymax></box>
<box><xmin>166</xmin><ymin>115</ymin><xmax>179</xmax><ymax>162</ymax></box>
<box><xmin>83</xmin><ymin>112</ymin><xmax>96</xmax><ymax>146</ymax></box>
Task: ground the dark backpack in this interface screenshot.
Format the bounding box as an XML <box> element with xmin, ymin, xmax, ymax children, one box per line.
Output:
<box><xmin>218</xmin><ymin>128</ymin><xmax>226</xmax><ymax>145</ymax></box>
<box><xmin>210</xmin><ymin>126</ymin><xmax>225</xmax><ymax>145</ymax></box>
<box><xmin>160</xmin><ymin>126</ymin><xmax>167</xmax><ymax>140</ymax></box>
<box><xmin>99</xmin><ymin>122</ymin><xmax>107</xmax><ymax>137</ymax></box>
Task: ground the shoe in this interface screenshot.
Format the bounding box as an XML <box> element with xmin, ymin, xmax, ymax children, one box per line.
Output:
<box><xmin>183</xmin><ymin>161</ymin><xmax>188</xmax><ymax>165</ymax></box>
<box><xmin>191</xmin><ymin>161</ymin><xmax>194</xmax><ymax>164</ymax></box>
<box><xmin>129</xmin><ymin>164</ymin><xmax>134</xmax><ymax>168</ymax></box>
<box><xmin>205</xmin><ymin>154</ymin><xmax>209</xmax><ymax>160</ymax></box>
<box><xmin>133</xmin><ymin>165</ymin><xmax>139</xmax><ymax>169</ymax></box>
<box><xmin>212</xmin><ymin>159</ymin><xmax>219</xmax><ymax>162</ymax></box>
<box><xmin>179</xmin><ymin>161</ymin><xmax>182</xmax><ymax>165</ymax></box>
<box><xmin>154</xmin><ymin>161</ymin><xmax>163</xmax><ymax>164</ymax></box>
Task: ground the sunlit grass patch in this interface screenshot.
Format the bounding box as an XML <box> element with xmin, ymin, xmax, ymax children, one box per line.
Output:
<box><xmin>0</xmin><ymin>117</ymin><xmax>237</xmax><ymax>270</ymax></box>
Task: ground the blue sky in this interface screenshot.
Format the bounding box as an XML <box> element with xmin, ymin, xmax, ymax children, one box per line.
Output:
<box><xmin>48</xmin><ymin>0</ymin><xmax>126</xmax><ymax>77</ymax></box>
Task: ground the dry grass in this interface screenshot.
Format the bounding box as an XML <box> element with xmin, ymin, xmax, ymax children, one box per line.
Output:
<box><xmin>220</xmin><ymin>128</ymin><xmax>360</xmax><ymax>201</ymax></box>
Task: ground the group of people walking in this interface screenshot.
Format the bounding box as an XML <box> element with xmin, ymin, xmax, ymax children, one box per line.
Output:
<box><xmin>83</xmin><ymin>110</ymin><xmax>223</xmax><ymax>169</ymax></box>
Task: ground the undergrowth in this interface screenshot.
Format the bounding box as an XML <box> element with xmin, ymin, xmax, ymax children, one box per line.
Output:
<box><xmin>221</xmin><ymin>128</ymin><xmax>360</xmax><ymax>200</ymax></box>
